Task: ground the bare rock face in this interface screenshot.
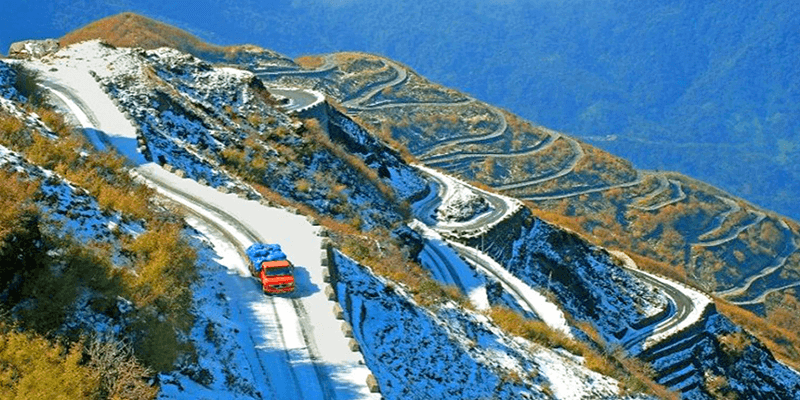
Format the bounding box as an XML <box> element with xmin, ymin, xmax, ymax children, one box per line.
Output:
<box><xmin>8</xmin><ymin>39</ymin><xmax>59</xmax><ymax>59</ymax></box>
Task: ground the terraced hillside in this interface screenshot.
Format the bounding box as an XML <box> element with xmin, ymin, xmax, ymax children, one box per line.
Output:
<box><xmin>258</xmin><ymin>51</ymin><xmax>800</xmax><ymax>360</ymax></box>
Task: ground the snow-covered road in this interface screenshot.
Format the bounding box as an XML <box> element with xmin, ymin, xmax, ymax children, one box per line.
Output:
<box><xmin>412</xmin><ymin>144</ymin><xmax>712</xmax><ymax>352</ymax></box>
<box><xmin>610</xmin><ymin>251</ymin><xmax>712</xmax><ymax>351</ymax></box>
<box><xmin>30</xmin><ymin>49</ymin><xmax>378</xmax><ymax>399</ymax></box>
<box><xmin>267</xmin><ymin>87</ymin><xmax>325</xmax><ymax>114</ymax></box>
<box><xmin>409</xmin><ymin>162</ymin><xmax>575</xmax><ymax>336</ymax></box>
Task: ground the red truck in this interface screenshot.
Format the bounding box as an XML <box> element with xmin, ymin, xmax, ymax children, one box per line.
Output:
<box><xmin>246</xmin><ymin>243</ymin><xmax>295</xmax><ymax>294</ymax></box>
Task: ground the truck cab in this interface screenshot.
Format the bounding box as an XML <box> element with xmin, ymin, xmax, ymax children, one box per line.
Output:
<box><xmin>246</xmin><ymin>243</ymin><xmax>296</xmax><ymax>295</ymax></box>
<box><xmin>259</xmin><ymin>259</ymin><xmax>295</xmax><ymax>294</ymax></box>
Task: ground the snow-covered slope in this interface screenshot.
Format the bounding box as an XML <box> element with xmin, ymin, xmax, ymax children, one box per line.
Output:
<box><xmin>332</xmin><ymin>252</ymin><xmax>634</xmax><ymax>400</ymax></box>
<box><xmin>22</xmin><ymin>41</ymin><xmax>380</xmax><ymax>399</ymax></box>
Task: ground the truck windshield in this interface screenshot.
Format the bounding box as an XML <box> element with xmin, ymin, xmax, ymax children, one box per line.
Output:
<box><xmin>264</xmin><ymin>267</ymin><xmax>292</xmax><ymax>276</ymax></box>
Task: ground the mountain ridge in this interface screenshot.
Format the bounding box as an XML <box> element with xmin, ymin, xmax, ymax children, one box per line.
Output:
<box><xmin>59</xmin><ymin>12</ymin><xmax>292</xmax><ymax>67</ymax></box>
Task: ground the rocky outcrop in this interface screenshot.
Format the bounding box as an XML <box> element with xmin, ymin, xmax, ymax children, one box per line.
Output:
<box><xmin>8</xmin><ymin>39</ymin><xmax>59</xmax><ymax>59</ymax></box>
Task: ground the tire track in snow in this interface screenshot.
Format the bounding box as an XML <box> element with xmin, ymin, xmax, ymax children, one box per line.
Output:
<box><xmin>140</xmin><ymin>168</ymin><xmax>335</xmax><ymax>400</ymax></box>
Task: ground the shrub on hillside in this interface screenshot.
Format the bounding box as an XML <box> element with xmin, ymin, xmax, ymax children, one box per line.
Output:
<box><xmin>0</xmin><ymin>108</ymin><xmax>196</xmax><ymax>372</ymax></box>
<box><xmin>85</xmin><ymin>335</ymin><xmax>157</xmax><ymax>400</ymax></box>
<box><xmin>9</xmin><ymin>64</ymin><xmax>45</xmax><ymax>106</ymax></box>
<box><xmin>0</xmin><ymin>321</ymin><xmax>100</xmax><ymax>399</ymax></box>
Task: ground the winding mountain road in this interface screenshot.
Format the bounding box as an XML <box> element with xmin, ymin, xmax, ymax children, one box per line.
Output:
<box><xmin>631</xmin><ymin>179</ymin><xmax>687</xmax><ymax>211</ymax></box>
<box><xmin>36</xmin><ymin>63</ymin><xmax>379</xmax><ymax>400</ymax></box>
<box><xmin>267</xmin><ymin>87</ymin><xmax>324</xmax><ymax>113</ymax></box>
<box><xmin>491</xmin><ymin>136</ymin><xmax>585</xmax><ymax>192</ymax></box>
<box><xmin>321</xmin><ymin>52</ymin><xmax>712</xmax><ymax>352</ymax></box>
<box><xmin>340</xmin><ymin>59</ymin><xmax>408</xmax><ymax>111</ymax></box>
<box><xmin>715</xmin><ymin>233</ymin><xmax>799</xmax><ymax>302</ymax></box>
<box><xmin>255</xmin><ymin>51</ymin><xmax>714</xmax><ymax>357</ymax></box>
<box><xmin>421</xmin><ymin>130</ymin><xmax>558</xmax><ymax>165</ymax></box>
<box><xmin>630</xmin><ymin>174</ymin><xmax>670</xmax><ymax>208</ymax></box>
<box><xmin>694</xmin><ymin>209</ymin><xmax>767</xmax><ymax>248</ymax></box>
<box><xmin>254</xmin><ymin>55</ymin><xmax>336</xmax><ymax>76</ymax></box>
<box><xmin>519</xmin><ymin>173</ymin><xmax>644</xmax><ymax>202</ymax></box>
<box><xmin>411</xmin><ymin>160</ymin><xmax>705</xmax><ymax>352</ymax></box>
<box><xmin>695</xmin><ymin>196</ymin><xmax>741</xmax><ymax>242</ymax></box>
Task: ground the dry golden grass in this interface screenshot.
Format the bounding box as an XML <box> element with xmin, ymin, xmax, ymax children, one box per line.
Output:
<box><xmin>59</xmin><ymin>12</ymin><xmax>258</xmax><ymax>59</ymax></box>
<box><xmin>0</xmin><ymin>323</ymin><xmax>102</xmax><ymax>399</ymax></box>
<box><xmin>0</xmin><ymin>107</ymin><xmax>197</xmax><ymax>373</ymax></box>
<box><xmin>295</xmin><ymin>55</ymin><xmax>324</xmax><ymax>69</ymax></box>
<box><xmin>301</xmin><ymin>118</ymin><xmax>402</xmax><ymax>208</ymax></box>
<box><xmin>329</xmin><ymin>222</ymin><xmax>466</xmax><ymax>308</ymax></box>
<box><xmin>489</xmin><ymin>307</ymin><xmax>676</xmax><ymax>398</ymax></box>
<box><xmin>347</xmin><ymin>113</ymin><xmax>418</xmax><ymax>163</ymax></box>
<box><xmin>716</xmin><ymin>299</ymin><xmax>800</xmax><ymax>371</ymax></box>
<box><xmin>489</xmin><ymin>307</ymin><xmax>581</xmax><ymax>353</ymax></box>
<box><xmin>0</xmin><ymin>169</ymin><xmax>39</xmax><ymax>244</ymax></box>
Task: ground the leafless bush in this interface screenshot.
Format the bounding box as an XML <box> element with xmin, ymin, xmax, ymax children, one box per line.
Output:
<box><xmin>86</xmin><ymin>335</ymin><xmax>157</xmax><ymax>400</ymax></box>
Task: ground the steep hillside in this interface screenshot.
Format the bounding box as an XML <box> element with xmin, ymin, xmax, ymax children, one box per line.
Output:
<box><xmin>261</xmin><ymin>48</ymin><xmax>800</xmax><ymax>312</ymax></box>
<box><xmin>10</xmin><ymin>40</ymin><xmax>663</xmax><ymax>399</ymax></box>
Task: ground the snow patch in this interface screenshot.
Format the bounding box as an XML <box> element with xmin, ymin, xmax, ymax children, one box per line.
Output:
<box><xmin>451</xmin><ymin>241</ymin><xmax>574</xmax><ymax>338</ymax></box>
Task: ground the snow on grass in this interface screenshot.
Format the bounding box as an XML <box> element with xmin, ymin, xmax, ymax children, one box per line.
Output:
<box><xmin>449</xmin><ymin>241</ymin><xmax>574</xmax><ymax>338</ymax></box>
<box><xmin>159</xmin><ymin>217</ymin><xmax>264</xmax><ymax>400</ymax></box>
<box><xmin>531</xmin><ymin>347</ymin><xmax>622</xmax><ymax>400</ymax></box>
<box><xmin>0</xmin><ymin>143</ymin><xmax>142</xmax><ymax>248</ymax></box>
<box><xmin>24</xmin><ymin>42</ymin><xmax>147</xmax><ymax>164</ymax></box>
<box><xmin>334</xmin><ymin>252</ymin><xmax>624</xmax><ymax>400</ymax></box>
<box><xmin>0</xmin><ymin>60</ymin><xmax>22</xmax><ymax>101</ymax></box>
<box><xmin>139</xmin><ymin>165</ymin><xmax>378</xmax><ymax>399</ymax></box>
